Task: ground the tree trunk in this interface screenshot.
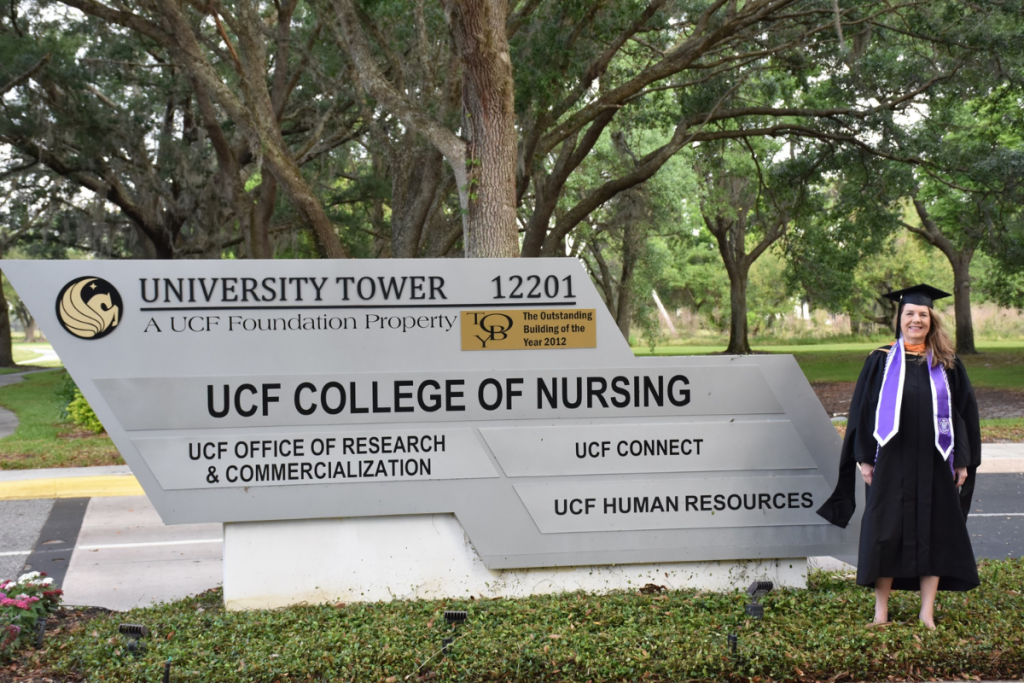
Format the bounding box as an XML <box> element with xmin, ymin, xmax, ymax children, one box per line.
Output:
<box><xmin>443</xmin><ymin>0</ymin><xmax>519</xmax><ymax>258</ymax></box>
<box><xmin>704</xmin><ymin>200</ymin><xmax>757</xmax><ymax>355</ymax></box>
<box><xmin>726</xmin><ymin>267</ymin><xmax>752</xmax><ymax>355</ymax></box>
<box><xmin>192</xmin><ymin>79</ymin><xmax>259</xmax><ymax>259</ymax></box>
<box><xmin>259</xmin><ymin>124</ymin><xmax>348</xmax><ymax>259</ymax></box>
<box><xmin>252</xmin><ymin>169</ymin><xmax>277</xmax><ymax>259</ymax></box>
<box><xmin>391</xmin><ymin>145</ymin><xmax>444</xmax><ymax>259</ymax></box>
<box><xmin>950</xmin><ymin>251</ymin><xmax>977</xmax><ymax>355</ymax></box>
<box><xmin>24</xmin><ymin>319</ymin><xmax>38</xmax><ymax>343</ymax></box>
<box><xmin>158</xmin><ymin>0</ymin><xmax>349</xmax><ymax>259</ymax></box>
<box><xmin>908</xmin><ymin>199</ymin><xmax>978</xmax><ymax>355</ymax></box>
<box><xmin>615</xmin><ymin>266</ymin><xmax>635</xmax><ymax>342</ymax></box>
<box><xmin>0</xmin><ymin>272</ymin><xmax>15</xmax><ymax>367</ymax></box>
<box><xmin>615</xmin><ymin>216</ymin><xmax>644</xmax><ymax>341</ymax></box>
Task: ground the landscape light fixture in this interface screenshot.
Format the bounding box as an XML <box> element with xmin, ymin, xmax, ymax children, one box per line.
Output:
<box><xmin>441</xmin><ymin>610</ymin><xmax>468</xmax><ymax>655</ymax></box>
<box><xmin>727</xmin><ymin>633</ymin><xmax>738</xmax><ymax>658</ymax></box>
<box><xmin>35</xmin><ymin>617</ymin><xmax>46</xmax><ymax>649</ymax></box>
<box><xmin>118</xmin><ymin>623</ymin><xmax>149</xmax><ymax>655</ymax></box>
<box><xmin>444</xmin><ymin>610</ymin><xmax>467</xmax><ymax>625</ymax></box>
<box><xmin>745</xmin><ymin>580</ymin><xmax>774</xmax><ymax>619</ymax></box>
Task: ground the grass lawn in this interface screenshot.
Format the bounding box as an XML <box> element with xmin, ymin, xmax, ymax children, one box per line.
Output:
<box><xmin>638</xmin><ymin>341</ymin><xmax>1024</xmax><ymax>442</ymax></box>
<box><xmin>795</xmin><ymin>345</ymin><xmax>1024</xmax><ymax>389</ymax></box>
<box><xmin>11</xmin><ymin>342</ymin><xmax>62</xmax><ymax>368</ymax></box>
<box><xmin>8</xmin><ymin>561</ymin><xmax>1023</xmax><ymax>682</ymax></box>
<box><xmin>980</xmin><ymin>418</ymin><xmax>1024</xmax><ymax>443</ymax></box>
<box><xmin>12</xmin><ymin>345</ymin><xmax>44</xmax><ymax>363</ymax></box>
<box><xmin>635</xmin><ymin>341</ymin><xmax>1024</xmax><ymax>388</ymax></box>
<box><xmin>0</xmin><ymin>369</ymin><xmax>122</xmax><ymax>470</ymax></box>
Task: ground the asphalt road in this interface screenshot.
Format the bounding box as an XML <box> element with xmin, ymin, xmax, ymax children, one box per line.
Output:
<box><xmin>967</xmin><ymin>472</ymin><xmax>1024</xmax><ymax>561</ymax></box>
<box><xmin>0</xmin><ymin>498</ymin><xmax>54</xmax><ymax>580</ymax></box>
<box><xmin>1</xmin><ymin>473</ymin><xmax>1022</xmax><ymax>593</ymax></box>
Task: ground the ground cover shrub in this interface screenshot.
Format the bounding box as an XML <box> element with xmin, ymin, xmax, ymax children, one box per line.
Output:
<box><xmin>65</xmin><ymin>389</ymin><xmax>105</xmax><ymax>434</ymax></box>
<box><xmin>25</xmin><ymin>559</ymin><xmax>1024</xmax><ymax>682</ymax></box>
<box><xmin>55</xmin><ymin>373</ymin><xmax>105</xmax><ymax>434</ymax></box>
<box><xmin>0</xmin><ymin>573</ymin><xmax>63</xmax><ymax>660</ymax></box>
<box><xmin>54</xmin><ymin>372</ymin><xmax>78</xmax><ymax>421</ymax></box>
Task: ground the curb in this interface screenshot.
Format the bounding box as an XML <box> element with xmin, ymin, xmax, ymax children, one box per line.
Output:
<box><xmin>0</xmin><ymin>474</ymin><xmax>144</xmax><ymax>500</ymax></box>
<box><xmin>0</xmin><ymin>467</ymin><xmax>142</xmax><ymax>501</ymax></box>
<box><xmin>977</xmin><ymin>444</ymin><xmax>1024</xmax><ymax>473</ymax></box>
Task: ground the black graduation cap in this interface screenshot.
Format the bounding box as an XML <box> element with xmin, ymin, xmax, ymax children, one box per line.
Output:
<box><xmin>883</xmin><ymin>284</ymin><xmax>951</xmax><ymax>309</ymax></box>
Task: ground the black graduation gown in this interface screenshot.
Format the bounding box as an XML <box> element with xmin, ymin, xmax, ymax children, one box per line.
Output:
<box><xmin>817</xmin><ymin>345</ymin><xmax>982</xmax><ymax>592</ymax></box>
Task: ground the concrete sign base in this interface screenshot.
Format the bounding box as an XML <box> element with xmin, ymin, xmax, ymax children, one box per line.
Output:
<box><xmin>222</xmin><ymin>515</ymin><xmax>807</xmax><ymax>609</ymax></box>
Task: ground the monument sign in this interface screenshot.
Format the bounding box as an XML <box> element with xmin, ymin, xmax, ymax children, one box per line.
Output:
<box><xmin>4</xmin><ymin>259</ymin><xmax>858</xmax><ymax>602</ymax></box>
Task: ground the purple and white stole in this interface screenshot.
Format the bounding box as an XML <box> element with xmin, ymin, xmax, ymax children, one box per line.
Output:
<box><xmin>873</xmin><ymin>337</ymin><xmax>954</xmax><ymax>472</ymax></box>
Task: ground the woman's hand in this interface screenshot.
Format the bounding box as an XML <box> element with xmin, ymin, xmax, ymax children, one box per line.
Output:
<box><xmin>955</xmin><ymin>467</ymin><xmax>968</xmax><ymax>487</ymax></box>
<box><xmin>860</xmin><ymin>463</ymin><xmax>874</xmax><ymax>485</ymax></box>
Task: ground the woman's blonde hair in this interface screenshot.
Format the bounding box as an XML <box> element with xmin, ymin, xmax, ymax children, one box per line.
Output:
<box><xmin>894</xmin><ymin>305</ymin><xmax>956</xmax><ymax>369</ymax></box>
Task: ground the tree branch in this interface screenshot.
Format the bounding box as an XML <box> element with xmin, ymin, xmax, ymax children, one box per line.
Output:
<box><xmin>537</xmin><ymin>0</ymin><xmax>798</xmax><ymax>155</ymax></box>
<box><xmin>0</xmin><ymin>53</ymin><xmax>50</xmax><ymax>97</ymax></box>
<box><xmin>328</xmin><ymin>0</ymin><xmax>465</xmax><ymax>168</ymax></box>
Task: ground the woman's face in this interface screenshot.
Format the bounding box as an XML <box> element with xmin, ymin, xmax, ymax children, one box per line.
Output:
<box><xmin>900</xmin><ymin>303</ymin><xmax>931</xmax><ymax>345</ymax></box>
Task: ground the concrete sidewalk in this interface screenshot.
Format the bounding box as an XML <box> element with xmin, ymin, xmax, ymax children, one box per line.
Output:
<box><xmin>1</xmin><ymin>467</ymin><xmax>222</xmax><ymax>610</ymax></box>
<box><xmin>977</xmin><ymin>443</ymin><xmax>1024</xmax><ymax>472</ymax></box>
<box><xmin>61</xmin><ymin>494</ymin><xmax>222</xmax><ymax>611</ymax></box>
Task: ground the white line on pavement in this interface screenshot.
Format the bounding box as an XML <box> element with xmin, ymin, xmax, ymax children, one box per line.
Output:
<box><xmin>11</xmin><ymin>516</ymin><xmax>1023</xmax><ymax>556</ymax></box>
<box><xmin>3</xmin><ymin>538</ymin><xmax>224</xmax><ymax>556</ymax></box>
<box><xmin>971</xmin><ymin>512</ymin><xmax>1024</xmax><ymax>517</ymax></box>
<box><xmin>79</xmin><ymin>538</ymin><xmax>223</xmax><ymax>550</ymax></box>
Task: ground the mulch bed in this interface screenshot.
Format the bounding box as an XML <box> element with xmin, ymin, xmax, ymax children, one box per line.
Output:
<box><xmin>812</xmin><ymin>383</ymin><xmax>1024</xmax><ymax>421</ymax></box>
<box><xmin>815</xmin><ymin>383</ymin><xmax>1024</xmax><ymax>442</ymax></box>
<box><xmin>0</xmin><ymin>607</ymin><xmax>108</xmax><ymax>683</ymax></box>
<box><xmin>55</xmin><ymin>428</ymin><xmax>108</xmax><ymax>440</ymax></box>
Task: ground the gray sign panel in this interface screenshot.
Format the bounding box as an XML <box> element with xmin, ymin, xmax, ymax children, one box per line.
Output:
<box><xmin>133</xmin><ymin>427</ymin><xmax>497</xmax><ymax>490</ymax></box>
<box><xmin>94</xmin><ymin>366</ymin><xmax>780</xmax><ymax>431</ymax></box>
<box><xmin>482</xmin><ymin>420</ymin><xmax>816</xmax><ymax>477</ymax></box>
<box><xmin>514</xmin><ymin>475</ymin><xmax>833</xmax><ymax>533</ymax></box>
<box><xmin>1</xmin><ymin>259</ymin><xmax>860</xmax><ymax>568</ymax></box>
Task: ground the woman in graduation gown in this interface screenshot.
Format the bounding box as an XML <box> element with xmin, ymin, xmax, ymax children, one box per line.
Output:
<box><xmin>817</xmin><ymin>284</ymin><xmax>982</xmax><ymax>628</ymax></box>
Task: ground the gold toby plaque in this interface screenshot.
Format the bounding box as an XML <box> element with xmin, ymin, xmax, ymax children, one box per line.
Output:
<box><xmin>461</xmin><ymin>309</ymin><xmax>597</xmax><ymax>351</ymax></box>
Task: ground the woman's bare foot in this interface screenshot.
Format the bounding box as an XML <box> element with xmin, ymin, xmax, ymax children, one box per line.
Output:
<box><xmin>918</xmin><ymin>576</ymin><xmax>939</xmax><ymax>630</ymax></box>
<box><xmin>873</xmin><ymin>577</ymin><xmax>893</xmax><ymax>626</ymax></box>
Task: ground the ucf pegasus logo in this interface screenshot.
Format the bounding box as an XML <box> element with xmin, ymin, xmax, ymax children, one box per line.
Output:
<box><xmin>55</xmin><ymin>277</ymin><xmax>123</xmax><ymax>340</ymax></box>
